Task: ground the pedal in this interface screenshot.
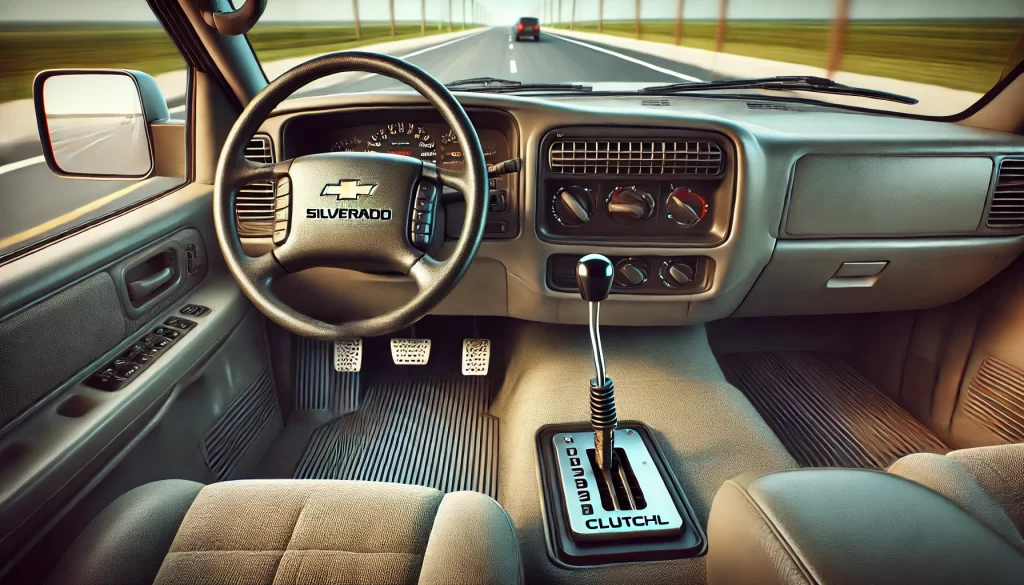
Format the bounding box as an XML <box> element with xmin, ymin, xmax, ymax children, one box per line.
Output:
<box><xmin>390</xmin><ymin>338</ymin><xmax>431</xmax><ymax>365</ymax></box>
<box><xmin>462</xmin><ymin>338</ymin><xmax>491</xmax><ymax>376</ymax></box>
<box><xmin>333</xmin><ymin>338</ymin><xmax>363</xmax><ymax>372</ymax></box>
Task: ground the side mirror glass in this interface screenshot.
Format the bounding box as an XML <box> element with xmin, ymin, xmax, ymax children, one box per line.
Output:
<box><xmin>33</xmin><ymin>70</ymin><xmax>168</xmax><ymax>179</ymax></box>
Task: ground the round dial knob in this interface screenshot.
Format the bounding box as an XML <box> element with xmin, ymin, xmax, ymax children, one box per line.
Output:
<box><xmin>660</xmin><ymin>260</ymin><xmax>695</xmax><ymax>288</ymax></box>
<box><xmin>613</xmin><ymin>258</ymin><xmax>649</xmax><ymax>288</ymax></box>
<box><xmin>606</xmin><ymin>186</ymin><xmax>655</xmax><ymax>225</ymax></box>
<box><xmin>666</xmin><ymin>188</ymin><xmax>708</xmax><ymax>227</ymax></box>
<box><xmin>552</xmin><ymin>186</ymin><xmax>592</xmax><ymax>227</ymax></box>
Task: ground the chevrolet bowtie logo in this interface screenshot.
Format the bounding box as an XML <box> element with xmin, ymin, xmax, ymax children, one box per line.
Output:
<box><xmin>320</xmin><ymin>179</ymin><xmax>377</xmax><ymax>201</ymax></box>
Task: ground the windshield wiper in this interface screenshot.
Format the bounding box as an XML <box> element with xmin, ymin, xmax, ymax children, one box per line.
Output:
<box><xmin>446</xmin><ymin>77</ymin><xmax>591</xmax><ymax>93</ymax></box>
<box><xmin>642</xmin><ymin>76</ymin><xmax>917</xmax><ymax>105</ymax></box>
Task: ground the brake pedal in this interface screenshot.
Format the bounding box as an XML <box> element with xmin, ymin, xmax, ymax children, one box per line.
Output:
<box><xmin>462</xmin><ymin>338</ymin><xmax>491</xmax><ymax>376</ymax></box>
<box><xmin>333</xmin><ymin>338</ymin><xmax>363</xmax><ymax>372</ymax></box>
<box><xmin>391</xmin><ymin>338</ymin><xmax>431</xmax><ymax>365</ymax></box>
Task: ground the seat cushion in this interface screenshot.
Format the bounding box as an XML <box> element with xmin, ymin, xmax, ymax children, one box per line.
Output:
<box><xmin>889</xmin><ymin>444</ymin><xmax>1024</xmax><ymax>546</ymax></box>
<box><xmin>49</xmin><ymin>479</ymin><xmax>520</xmax><ymax>585</ymax></box>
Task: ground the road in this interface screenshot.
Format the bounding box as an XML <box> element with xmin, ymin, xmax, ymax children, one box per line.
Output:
<box><xmin>0</xmin><ymin>27</ymin><xmax>711</xmax><ymax>256</ymax></box>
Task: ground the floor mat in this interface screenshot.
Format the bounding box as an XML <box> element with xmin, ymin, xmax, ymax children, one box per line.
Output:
<box><xmin>718</xmin><ymin>352</ymin><xmax>948</xmax><ymax>469</ymax></box>
<box><xmin>294</xmin><ymin>376</ymin><xmax>499</xmax><ymax>498</ymax></box>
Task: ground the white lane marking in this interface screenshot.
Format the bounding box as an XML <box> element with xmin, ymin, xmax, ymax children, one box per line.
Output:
<box><xmin>509</xmin><ymin>43</ymin><xmax>514</xmax><ymax>50</ymax></box>
<box><xmin>544</xmin><ymin>31</ymin><xmax>702</xmax><ymax>82</ymax></box>
<box><xmin>351</xmin><ymin>28</ymin><xmax>490</xmax><ymax>82</ymax></box>
<box><xmin>510</xmin><ymin>60</ymin><xmax>518</xmax><ymax>74</ymax></box>
<box><xmin>0</xmin><ymin>155</ymin><xmax>45</xmax><ymax>176</ymax></box>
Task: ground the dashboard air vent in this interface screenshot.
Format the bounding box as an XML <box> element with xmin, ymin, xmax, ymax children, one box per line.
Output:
<box><xmin>988</xmin><ymin>158</ymin><xmax>1024</xmax><ymax>229</ymax></box>
<box><xmin>236</xmin><ymin>134</ymin><xmax>275</xmax><ymax>237</ymax></box>
<box><xmin>548</xmin><ymin>139</ymin><xmax>722</xmax><ymax>176</ymax></box>
<box><xmin>747</xmin><ymin>101</ymin><xmax>795</xmax><ymax>111</ymax></box>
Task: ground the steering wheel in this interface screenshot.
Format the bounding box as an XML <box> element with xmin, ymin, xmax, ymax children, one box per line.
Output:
<box><xmin>213</xmin><ymin>52</ymin><xmax>487</xmax><ymax>340</ymax></box>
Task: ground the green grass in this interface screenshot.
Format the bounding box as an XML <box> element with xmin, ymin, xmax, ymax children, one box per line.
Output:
<box><xmin>557</xmin><ymin>20</ymin><xmax>1023</xmax><ymax>93</ymax></box>
<box><xmin>0</xmin><ymin>22</ymin><xmax>472</xmax><ymax>103</ymax></box>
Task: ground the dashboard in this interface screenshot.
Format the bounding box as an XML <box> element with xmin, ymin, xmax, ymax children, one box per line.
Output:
<box><xmin>247</xmin><ymin>92</ymin><xmax>1024</xmax><ymax>327</ymax></box>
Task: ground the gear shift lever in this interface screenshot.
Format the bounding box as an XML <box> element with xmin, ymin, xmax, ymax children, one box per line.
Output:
<box><xmin>575</xmin><ymin>254</ymin><xmax>616</xmax><ymax>472</ymax></box>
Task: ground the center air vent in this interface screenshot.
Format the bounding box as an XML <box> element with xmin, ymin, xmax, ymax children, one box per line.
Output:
<box><xmin>236</xmin><ymin>134</ymin><xmax>275</xmax><ymax>237</ymax></box>
<box><xmin>548</xmin><ymin>139</ymin><xmax>723</xmax><ymax>176</ymax></box>
<box><xmin>988</xmin><ymin>158</ymin><xmax>1024</xmax><ymax>230</ymax></box>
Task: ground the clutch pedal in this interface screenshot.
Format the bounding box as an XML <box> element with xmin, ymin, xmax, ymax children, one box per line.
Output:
<box><xmin>462</xmin><ymin>338</ymin><xmax>491</xmax><ymax>376</ymax></box>
<box><xmin>333</xmin><ymin>338</ymin><xmax>363</xmax><ymax>372</ymax></box>
<box><xmin>390</xmin><ymin>338</ymin><xmax>431</xmax><ymax>365</ymax></box>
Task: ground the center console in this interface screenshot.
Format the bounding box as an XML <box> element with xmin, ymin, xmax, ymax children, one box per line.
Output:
<box><xmin>538</xmin><ymin>127</ymin><xmax>734</xmax><ymax>297</ymax></box>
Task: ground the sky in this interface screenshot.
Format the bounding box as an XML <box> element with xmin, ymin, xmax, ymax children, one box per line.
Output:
<box><xmin>1</xmin><ymin>0</ymin><xmax>1023</xmax><ymax>22</ymax></box>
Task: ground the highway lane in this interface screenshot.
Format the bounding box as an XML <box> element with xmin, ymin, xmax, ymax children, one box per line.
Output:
<box><xmin>1</xmin><ymin>26</ymin><xmax>712</xmax><ymax>256</ymax></box>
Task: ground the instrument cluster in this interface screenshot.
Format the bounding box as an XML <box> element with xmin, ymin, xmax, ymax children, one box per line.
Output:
<box><xmin>328</xmin><ymin>120</ymin><xmax>507</xmax><ymax>169</ymax></box>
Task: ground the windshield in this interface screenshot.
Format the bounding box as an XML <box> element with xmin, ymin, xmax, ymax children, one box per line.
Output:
<box><xmin>250</xmin><ymin>1</ymin><xmax>1024</xmax><ymax>116</ymax></box>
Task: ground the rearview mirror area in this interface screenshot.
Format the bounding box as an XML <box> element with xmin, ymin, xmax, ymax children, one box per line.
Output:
<box><xmin>33</xmin><ymin>70</ymin><xmax>168</xmax><ymax>180</ymax></box>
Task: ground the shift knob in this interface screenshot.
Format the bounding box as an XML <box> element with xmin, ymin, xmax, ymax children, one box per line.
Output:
<box><xmin>576</xmin><ymin>254</ymin><xmax>614</xmax><ymax>302</ymax></box>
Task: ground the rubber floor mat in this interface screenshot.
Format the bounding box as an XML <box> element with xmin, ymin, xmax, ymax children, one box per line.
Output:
<box><xmin>294</xmin><ymin>376</ymin><xmax>499</xmax><ymax>498</ymax></box>
<box><xmin>718</xmin><ymin>352</ymin><xmax>948</xmax><ymax>469</ymax></box>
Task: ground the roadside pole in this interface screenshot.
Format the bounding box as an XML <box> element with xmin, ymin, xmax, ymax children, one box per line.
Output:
<box><xmin>715</xmin><ymin>0</ymin><xmax>727</xmax><ymax>53</ymax></box>
<box><xmin>674</xmin><ymin>0</ymin><xmax>684</xmax><ymax>45</ymax></box>
<box><xmin>598</xmin><ymin>0</ymin><xmax>604</xmax><ymax>33</ymax></box>
<box><xmin>352</xmin><ymin>0</ymin><xmax>361</xmax><ymax>41</ymax></box>
<box><xmin>448</xmin><ymin>0</ymin><xmax>453</xmax><ymax>32</ymax></box>
<box><xmin>827</xmin><ymin>0</ymin><xmax>851</xmax><ymax>78</ymax></box>
<box><xmin>421</xmin><ymin>0</ymin><xmax>426</xmax><ymax>34</ymax></box>
<box><xmin>635</xmin><ymin>0</ymin><xmax>641</xmax><ymax>40</ymax></box>
<box><xmin>389</xmin><ymin>0</ymin><xmax>396</xmax><ymax>36</ymax></box>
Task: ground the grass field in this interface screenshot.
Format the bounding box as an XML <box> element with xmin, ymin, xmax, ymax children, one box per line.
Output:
<box><xmin>0</xmin><ymin>22</ymin><xmax>468</xmax><ymax>103</ymax></box>
<box><xmin>558</xmin><ymin>20</ymin><xmax>1022</xmax><ymax>93</ymax></box>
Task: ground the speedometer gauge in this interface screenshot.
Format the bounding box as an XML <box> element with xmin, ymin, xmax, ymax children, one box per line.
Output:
<box><xmin>331</xmin><ymin>121</ymin><xmax>436</xmax><ymax>164</ymax></box>
<box><xmin>439</xmin><ymin>129</ymin><xmax>498</xmax><ymax>168</ymax></box>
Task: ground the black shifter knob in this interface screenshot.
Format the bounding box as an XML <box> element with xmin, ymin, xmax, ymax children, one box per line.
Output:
<box><xmin>575</xmin><ymin>254</ymin><xmax>614</xmax><ymax>302</ymax></box>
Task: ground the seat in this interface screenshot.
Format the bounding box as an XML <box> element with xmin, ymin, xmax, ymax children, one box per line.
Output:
<box><xmin>706</xmin><ymin>443</ymin><xmax>1024</xmax><ymax>585</ymax></box>
<box><xmin>888</xmin><ymin>443</ymin><xmax>1024</xmax><ymax>546</ymax></box>
<box><xmin>46</xmin><ymin>479</ymin><xmax>522</xmax><ymax>585</ymax></box>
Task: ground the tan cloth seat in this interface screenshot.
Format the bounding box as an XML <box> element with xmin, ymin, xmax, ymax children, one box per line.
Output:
<box><xmin>888</xmin><ymin>443</ymin><xmax>1024</xmax><ymax>546</ymax></box>
<box><xmin>46</xmin><ymin>479</ymin><xmax>521</xmax><ymax>585</ymax></box>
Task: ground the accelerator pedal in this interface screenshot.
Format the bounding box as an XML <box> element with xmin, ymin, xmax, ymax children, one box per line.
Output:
<box><xmin>333</xmin><ymin>339</ymin><xmax>363</xmax><ymax>373</ymax></box>
<box><xmin>462</xmin><ymin>338</ymin><xmax>491</xmax><ymax>376</ymax></box>
<box><xmin>390</xmin><ymin>338</ymin><xmax>431</xmax><ymax>365</ymax></box>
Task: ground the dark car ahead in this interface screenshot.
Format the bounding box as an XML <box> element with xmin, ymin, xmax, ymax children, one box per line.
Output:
<box><xmin>515</xmin><ymin>17</ymin><xmax>540</xmax><ymax>42</ymax></box>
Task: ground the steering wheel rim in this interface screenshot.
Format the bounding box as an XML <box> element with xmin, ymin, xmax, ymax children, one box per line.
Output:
<box><xmin>213</xmin><ymin>52</ymin><xmax>488</xmax><ymax>340</ymax></box>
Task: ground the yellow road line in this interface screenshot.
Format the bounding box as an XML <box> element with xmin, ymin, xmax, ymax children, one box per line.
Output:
<box><xmin>0</xmin><ymin>178</ymin><xmax>159</xmax><ymax>250</ymax></box>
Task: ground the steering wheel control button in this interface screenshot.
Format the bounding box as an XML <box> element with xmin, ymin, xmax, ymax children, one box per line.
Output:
<box><xmin>606</xmin><ymin>186</ymin><xmax>655</xmax><ymax>225</ymax></box>
<box><xmin>613</xmin><ymin>259</ymin><xmax>650</xmax><ymax>288</ymax></box>
<box><xmin>660</xmin><ymin>260</ymin><xmax>696</xmax><ymax>288</ymax></box>
<box><xmin>666</xmin><ymin>188</ymin><xmax>708</xmax><ymax>227</ymax></box>
<box><xmin>410</xmin><ymin>182</ymin><xmax>439</xmax><ymax>250</ymax></box>
<box><xmin>553</xmin><ymin>186</ymin><xmax>593</xmax><ymax>227</ymax></box>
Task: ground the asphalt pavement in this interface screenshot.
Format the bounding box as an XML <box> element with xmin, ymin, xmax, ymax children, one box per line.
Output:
<box><xmin>0</xmin><ymin>26</ymin><xmax>711</xmax><ymax>256</ymax></box>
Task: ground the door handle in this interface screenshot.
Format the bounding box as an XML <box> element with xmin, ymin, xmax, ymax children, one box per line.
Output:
<box><xmin>127</xmin><ymin>267</ymin><xmax>173</xmax><ymax>304</ymax></box>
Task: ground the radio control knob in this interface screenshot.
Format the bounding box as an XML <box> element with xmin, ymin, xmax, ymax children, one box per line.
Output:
<box><xmin>660</xmin><ymin>260</ymin><xmax>695</xmax><ymax>288</ymax></box>
<box><xmin>606</xmin><ymin>186</ymin><xmax>655</xmax><ymax>225</ymax></box>
<box><xmin>666</xmin><ymin>188</ymin><xmax>708</xmax><ymax>227</ymax></box>
<box><xmin>553</xmin><ymin>186</ymin><xmax>592</xmax><ymax>227</ymax></box>
<box><xmin>613</xmin><ymin>259</ymin><xmax>649</xmax><ymax>288</ymax></box>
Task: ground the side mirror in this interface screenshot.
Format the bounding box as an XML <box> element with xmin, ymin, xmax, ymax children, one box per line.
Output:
<box><xmin>33</xmin><ymin>69</ymin><xmax>169</xmax><ymax>180</ymax></box>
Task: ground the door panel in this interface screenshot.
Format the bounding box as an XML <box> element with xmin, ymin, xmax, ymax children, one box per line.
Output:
<box><xmin>0</xmin><ymin>183</ymin><xmax>255</xmax><ymax>576</ymax></box>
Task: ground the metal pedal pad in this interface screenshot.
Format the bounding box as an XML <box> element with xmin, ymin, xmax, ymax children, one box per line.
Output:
<box><xmin>333</xmin><ymin>338</ymin><xmax>363</xmax><ymax>372</ymax></box>
<box><xmin>390</xmin><ymin>338</ymin><xmax>431</xmax><ymax>365</ymax></box>
<box><xmin>462</xmin><ymin>338</ymin><xmax>491</xmax><ymax>376</ymax></box>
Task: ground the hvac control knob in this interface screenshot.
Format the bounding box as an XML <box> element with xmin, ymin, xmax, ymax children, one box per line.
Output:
<box><xmin>606</xmin><ymin>186</ymin><xmax>655</xmax><ymax>225</ymax></box>
<box><xmin>660</xmin><ymin>260</ymin><xmax>695</xmax><ymax>288</ymax></box>
<box><xmin>613</xmin><ymin>258</ymin><xmax>649</xmax><ymax>288</ymax></box>
<box><xmin>553</xmin><ymin>186</ymin><xmax>592</xmax><ymax>227</ymax></box>
<box><xmin>666</xmin><ymin>188</ymin><xmax>708</xmax><ymax>227</ymax></box>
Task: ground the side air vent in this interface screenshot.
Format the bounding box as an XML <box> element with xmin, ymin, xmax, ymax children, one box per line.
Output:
<box><xmin>236</xmin><ymin>134</ymin><xmax>275</xmax><ymax>237</ymax></box>
<box><xmin>548</xmin><ymin>139</ymin><xmax>723</xmax><ymax>176</ymax></box>
<box><xmin>747</xmin><ymin>101</ymin><xmax>796</xmax><ymax>111</ymax></box>
<box><xmin>987</xmin><ymin>158</ymin><xmax>1024</xmax><ymax>229</ymax></box>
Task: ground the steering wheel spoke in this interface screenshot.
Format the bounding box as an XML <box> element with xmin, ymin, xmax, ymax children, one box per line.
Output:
<box><xmin>226</xmin><ymin>158</ymin><xmax>293</xmax><ymax>190</ymax></box>
<box><xmin>408</xmin><ymin>254</ymin><xmax>447</xmax><ymax>290</ymax></box>
<box><xmin>241</xmin><ymin>250</ymin><xmax>286</xmax><ymax>285</ymax></box>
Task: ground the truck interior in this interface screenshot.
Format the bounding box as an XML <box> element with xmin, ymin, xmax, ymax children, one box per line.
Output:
<box><xmin>1</xmin><ymin>1</ymin><xmax>1023</xmax><ymax>584</ymax></box>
